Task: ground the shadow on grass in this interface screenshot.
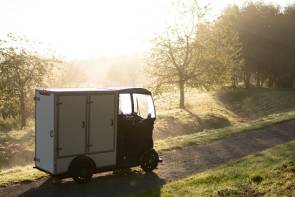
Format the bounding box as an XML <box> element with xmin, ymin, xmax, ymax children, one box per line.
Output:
<box><xmin>215</xmin><ymin>88</ymin><xmax>295</xmax><ymax>119</ymax></box>
<box><xmin>19</xmin><ymin>170</ymin><xmax>165</xmax><ymax>197</ymax></box>
<box><xmin>184</xmin><ymin>108</ymin><xmax>231</xmax><ymax>131</ymax></box>
<box><xmin>154</xmin><ymin>108</ymin><xmax>231</xmax><ymax>140</ymax></box>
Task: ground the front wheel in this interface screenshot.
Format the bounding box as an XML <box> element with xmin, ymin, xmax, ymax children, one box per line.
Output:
<box><xmin>140</xmin><ymin>149</ymin><xmax>159</xmax><ymax>173</ymax></box>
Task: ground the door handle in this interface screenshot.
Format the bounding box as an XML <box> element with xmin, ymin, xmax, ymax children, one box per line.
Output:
<box><xmin>49</xmin><ymin>130</ymin><xmax>54</xmax><ymax>137</ymax></box>
<box><xmin>110</xmin><ymin>119</ymin><xmax>114</xmax><ymax>126</ymax></box>
<box><xmin>82</xmin><ymin>121</ymin><xmax>86</xmax><ymax>128</ymax></box>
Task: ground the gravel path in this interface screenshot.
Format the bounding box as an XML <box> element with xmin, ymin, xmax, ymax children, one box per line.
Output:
<box><xmin>1</xmin><ymin>120</ymin><xmax>295</xmax><ymax>197</ymax></box>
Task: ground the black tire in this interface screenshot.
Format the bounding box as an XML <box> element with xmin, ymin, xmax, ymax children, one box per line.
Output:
<box><xmin>113</xmin><ymin>168</ymin><xmax>132</xmax><ymax>176</ymax></box>
<box><xmin>140</xmin><ymin>149</ymin><xmax>159</xmax><ymax>173</ymax></box>
<box><xmin>51</xmin><ymin>176</ymin><xmax>62</xmax><ymax>184</ymax></box>
<box><xmin>70</xmin><ymin>158</ymin><xmax>94</xmax><ymax>184</ymax></box>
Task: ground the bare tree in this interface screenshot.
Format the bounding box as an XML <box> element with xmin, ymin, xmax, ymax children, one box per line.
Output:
<box><xmin>148</xmin><ymin>0</ymin><xmax>207</xmax><ymax>108</ymax></box>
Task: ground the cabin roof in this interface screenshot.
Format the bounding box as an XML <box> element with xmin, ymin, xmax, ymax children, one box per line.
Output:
<box><xmin>36</xmin><ymin>87</ymin><xmax>151</xmax><ymax>95</ymax></box>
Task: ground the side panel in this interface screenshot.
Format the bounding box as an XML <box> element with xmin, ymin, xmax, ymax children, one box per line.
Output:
<box><xmin>55</xmin><ymin>152</ymin><xmax>117</xmax><ymax>174</ymax></box>
<box><xmin>57</xmin><ymin>95</ymin><xmax>87</xmax><ymax>157</ymax></box>
<box><xmin>35</xmin><ymin>91</ymin><xmax>54</xmax><ymax>173</ymax></box>
<box><xmin>88</xmin><ymin>152</ymin><xmax>116</xmax><ymax>168</ymax></box>
<box><xmin>55</xmin><ymin>157</ymin><xmax>73</xmax><ymax>174</ymax></box>
<box><xmin>54</xmin><ymin>92</ymin><xmax>118</xmax><ymax>174</ymax></box>
<box><xmin>88</xmin><ymin>94</ymin><xmax>116</xmax><ymax>153</ymax></box>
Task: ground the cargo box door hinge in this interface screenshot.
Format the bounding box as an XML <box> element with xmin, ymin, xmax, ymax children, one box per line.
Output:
<box><xmin>34</xmin><ymin>157</ymin><xmax>40</xmax><ymax>162</ymax></box>
<box><xmin>34</xmin><ymin>96</ymin><xmax>40</xmax><ymax>101</ymax></box>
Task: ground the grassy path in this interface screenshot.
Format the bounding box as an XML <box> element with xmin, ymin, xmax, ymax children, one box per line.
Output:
<box><xmin>0</xmin><ymin>112</ymin><xmax>295</xmax><ymax>188</ymax></box>
<box><xmin>142</xmin><ymin>139</ymin><xmax>295</xmax><ymax>196</ymax></box>
<box><xmin>1</xmin><ymin>119</ymin><xmax>295</xmax><ymax>197</ymax></box>
<box><xmin>155</xmin><ymin>111</ymin><xmax>295</xmax><ymax>151</ymax></box>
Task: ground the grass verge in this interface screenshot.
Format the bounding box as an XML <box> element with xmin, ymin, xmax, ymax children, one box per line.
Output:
<box><xmin>0</xmin><ymin>165</ymin><xmax>47</xmax><ymax>187</ymax></box>
<box><xmin>142</xmin><ymin>139</ymin><xmax>295</xmax><ymax>196</ymax></box>
<box><xmin>155</xmin><ymin>111</ymin><xmax>295</xmax><ymax>151</ymax></box>
<box><xmin>1</xmin><ymin>111</ymin><xmax>295</xmax><ymax>187</ymax></box>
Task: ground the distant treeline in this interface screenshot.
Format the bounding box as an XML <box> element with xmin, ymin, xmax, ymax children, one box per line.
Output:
<box><xmin>149</xmin><ymin>2</ymin><xmax>295</xmax><ymax>108</ymax></box>
<box><xmin>220</xmin><ymin>3</ymin><xmax>295</xmax><ymax>88</ymax></box>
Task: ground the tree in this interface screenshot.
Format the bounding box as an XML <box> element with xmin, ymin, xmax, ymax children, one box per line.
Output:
<box><xmin>220</xmin><ymin>3</ymin><xmax>295</xmax><ymax>88</ymax></box>
<box><xmin>0</xmin><ymin>34</ymin><xmax>57</xmax><ymax>128</ymax></box>
<box><xmin>148</xmin><ymin>0</ymin><xmax>207</xmax><ymax>108</ymax></box>
<box><xmin>149</xmin><ymin>31</ymin><xmax>204</xmax><ymax>108</ymax></box>
<box><xmin>48</xmin><ymin>63</ymin><xmax>87</xmax><ymax>88</ymax></box>
<box><xmin>208</xmin><ymin>6</ymin><xmax>244</xmax><ymax>88</ymax></box>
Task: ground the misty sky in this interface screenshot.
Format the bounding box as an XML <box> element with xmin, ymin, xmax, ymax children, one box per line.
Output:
<box><xmin>0</xmin><ymin>0</ymin><xmax>292</xmax><ymax>60</ymax></box>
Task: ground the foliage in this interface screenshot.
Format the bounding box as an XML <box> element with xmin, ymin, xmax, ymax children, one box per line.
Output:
<box><xmin>196</xmin><ymin>7</ymin><xmax>244</xmax><ymax>88</ymax></box>
<box><xmin>0</xmin><ymin>117</ymin><xmax>19</xmax><ymax>132</ymax></box>
<box><xmin>0</xmin><ymin>34</ymin><xmax>58</xmax><ymax>128</ymax></box>
<box><xmin>0</xmin><ymin>125</ymin><xmax>34</xmax><ymax>169</ymax></box>
<box><xmin>148</xmin><ymin>1</ymin><xmax>245</xmax><ymax>107</ymax></box>
<box><xmin>48</xmin><ymin>62</ymin><xmax>87</xmax><ymax>88</ymax></box>
<box><xmin>221</xmin><ymin>3</ymin><xmax>295</xmax><ymax>88</ymax></box>
<box><xmin>148</xmin><ymin>2</ymin><xmax>295</xmax><ymax>109</ymax></box>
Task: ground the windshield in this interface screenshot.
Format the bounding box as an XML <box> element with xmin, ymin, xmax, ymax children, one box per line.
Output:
<box><xmin>133</xmin><ymin>93</ymin><xmax>156</xmax><ymax>119</ymax></box>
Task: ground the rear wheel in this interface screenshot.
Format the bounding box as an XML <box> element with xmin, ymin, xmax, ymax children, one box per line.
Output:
<box><xmin>51</xmin><ymin>176</ymin><xmax>62</xmax><ymax>184</ymax></box>
<box><xmin>140</xmin><ymin>149</ymin><xmax>159</xmax><ymax>173</ymax></box>
<box><xmin>70</xmin><ymin>157</ymin><xmax>94</xmax><ymax>184</ymax></box>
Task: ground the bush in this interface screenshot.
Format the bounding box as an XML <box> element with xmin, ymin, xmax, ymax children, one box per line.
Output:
<box><xmin>0</xmin><ymin>117</ymin><xmax>19</xmax><ymax>131</ymax></box>
<box><xmin>250</xmin><ymin>175</ymin><xmax>263</xmax><ymax>184</ymax></box>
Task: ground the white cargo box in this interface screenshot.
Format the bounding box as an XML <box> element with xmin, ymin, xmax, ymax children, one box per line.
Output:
<box><xmin>34</xmin><ymin>88</ymin><xmax>118</xmax><ymax>175</ymax></box>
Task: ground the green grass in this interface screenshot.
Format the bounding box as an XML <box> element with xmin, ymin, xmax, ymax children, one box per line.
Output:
<box><xmin>1</xmin><ymin>111</ymin><xmax>294</xmax><ymax>187</ymax></box>
<box><xmin>1</xmin><ymin>89</ymin><xmax>295</xmax><ymax>187</ymax></box>
<box><xmin>0</xmin><ymin>117</ymin><xmax>19</xmax><ymax>132</ymax></box>
<box><xmin>155</xmin><ymin>111</ymin><xmax>295</xmax><ymax>151</ymax></box>
<box><xmin>154</xmin><ymin>88</ymin><xmax>295</xmax><ymax>140</ymax></box>
<box><xmin>0</xmin><ymin>127</ymin><xmax>34</xmax><ymax>168</ymax></box>
<box><xmin>141</xmin><ymin>139</ymin><xmax>295</xmax><ymax>196</ymax></box>
<box><xmin>0</xmin><ymin>165</ymin><xmax>47</xmax><ymax>187</ymax></box>
<box><xmin>216</xmin><ymin>88</ymin><xmax>295</xmax><ymax>119</ymax></box>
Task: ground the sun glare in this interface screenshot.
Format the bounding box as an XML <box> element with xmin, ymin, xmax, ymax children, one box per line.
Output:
<box><xmin>0</xmin><ymin>0</ymin><xmax>291</xmax><ymax>59</ymax></box>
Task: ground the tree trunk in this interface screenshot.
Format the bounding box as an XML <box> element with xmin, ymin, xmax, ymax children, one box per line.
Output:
<box><xmin>260</xmin><ymin>75</ymin><xmax>266</xmax><ymax>87</ymax></box>
<box><xmin>231</xmin><ymin>74</ymin><xmax>237</xmax><ymax>88</ymax></box>
<box><xmin>179</xmin><ymin>81</ymin><xmax>185</xmax><ymax>109</ymax></box>
<box><xmin>268</xmin><ymin>75</ymin><xmax>274</xmax><ymax>88</ymax></box>
<box><xmin>19</xmin><ymin>90</ymin><xmax>26</xmax><ymax>128</ymax></box>
<box><xmin>256</xmin><ymin>72</ymin><xmax>260</xmax><ymax>87</ymax></box>
<box><xmin>244</xmin><ymin>71</ymin><xmax>251</xmax><ymax>88</ymax></box>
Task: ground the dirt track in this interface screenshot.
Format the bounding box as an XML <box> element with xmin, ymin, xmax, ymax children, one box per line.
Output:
<box><xmin>1</xmin><ymin>120</ymin><xmax>295</xmax><ymax>197</ymax></box>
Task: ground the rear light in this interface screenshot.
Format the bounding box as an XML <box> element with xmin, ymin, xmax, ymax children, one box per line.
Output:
<box><xmin>39</xmin><ymin>90</ymin><xmax>50</xmax><ymax>96</ymax></box>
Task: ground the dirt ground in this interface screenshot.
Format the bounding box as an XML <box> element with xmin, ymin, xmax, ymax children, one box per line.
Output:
<box><xmin>1</xmin><ymin>120</ymin><xmax>295</xmax><ymax>197</ymax></box>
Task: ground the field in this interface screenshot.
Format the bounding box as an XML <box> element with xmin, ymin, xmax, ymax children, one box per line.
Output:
<box><xmin>155</xmin><ymin>110</ymin><xmax>295</xmax><ymax>151</ymax></box>
<box><xmin>154</xmin><ymin>88</ymin><xmax>295</xmax><ymax>139</ymax></box>
<box><xmin>141</xmin><ymin>139</ymin><xmax>295</xmax><ymax>196</ymax></box>
<box><xmin>1</xmin><ymin>88</ymin><xmax>295</xmax><ymax>187</ymax></box>
<box><xmin>0</xmin><ymin>126</ymin><xmax>34</xmax><ymax>169</ymax></box>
